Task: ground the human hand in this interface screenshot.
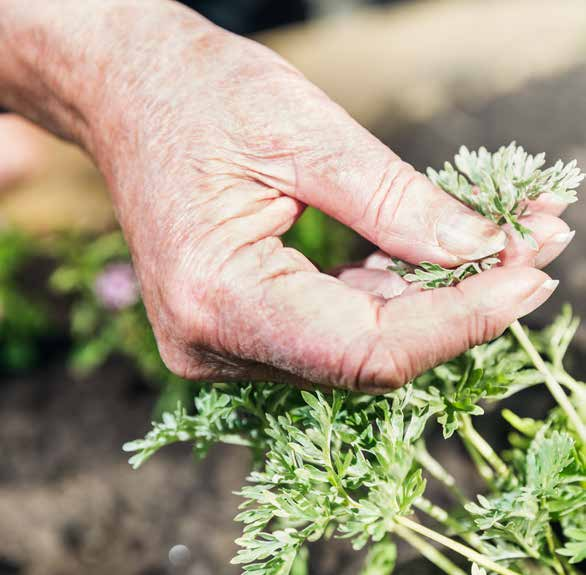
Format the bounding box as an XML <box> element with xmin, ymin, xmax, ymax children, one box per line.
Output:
<box><xmin>341</xmin><ymin>193</ymin><xmax>573</xmax><ymax>301</ymax></box>
<box><xmin>0</xmin><ymin>0</ymin><xmax>572</xmax><ymax>391</ymax></box>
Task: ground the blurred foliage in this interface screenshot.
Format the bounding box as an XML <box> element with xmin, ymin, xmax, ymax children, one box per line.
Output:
<box><xmin>0</xmin><ymin>229</ymin><xmax>49</xmax><ymax>370</ymax></box>
<box><xmin>283</xmin><ymin>207</ymin><xmax>358</xmax><ymax>269</ymax></box>
<box><xmin>48</xmin><ymin>232</ymin><xmax>141</xmax><ymax>374</ymax></box>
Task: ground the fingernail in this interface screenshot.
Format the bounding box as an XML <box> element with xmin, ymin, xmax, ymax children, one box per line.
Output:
<box><xmin>534</xmin><ymin>230</ymin><xmax>575</xmax><ymax>268</ymax></box>
<box><xmin>515</xmin><ymin>278</ymin><xmax>559</xmax><ymax>319</ymax></box>
<box><xmin>437</xmin><ymin>211</ymin><xmax>507</xmax><ymax>260</ymax></box>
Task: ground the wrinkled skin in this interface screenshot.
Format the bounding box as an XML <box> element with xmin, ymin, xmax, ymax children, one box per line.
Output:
<box><xmin>0</xmin><ymin>0</ymin><xmax>574</xmax><ymax>391</ymax></box>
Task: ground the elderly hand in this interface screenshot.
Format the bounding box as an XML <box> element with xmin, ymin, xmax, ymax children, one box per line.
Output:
<box><xmin>0</xmin><ymin>0</ymin><xmax>572</xmax><ymax>391</ymax></box>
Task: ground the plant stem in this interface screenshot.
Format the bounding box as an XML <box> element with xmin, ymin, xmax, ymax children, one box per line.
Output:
<box><xmin>544</xmin><ymin>523</ymin><xmax>566</xmax><ymax>575</ymax></box>
<box><xmin>395</xmin><ymin>516</ymin><xmax>522</xmax><ymax>575</ymax></box>
<box><xmin>559</xmin><ymin>557</ymin><xmax>581</xmax><ymax>575</ymax></box>
<box><xmin>415</xmin><ymin>442</ymin><xmax>469</xmax><ymax>505</ymax></box>
<box><xmin>321</xmin><ymin>419</ymin><xmax>361</xmax><ymax>509</ymax></box>
<box><xmin>414</xmin><ymin>496</ymin><xmax>450</xmax><ymax>524</ymax></box>
<box><xmin>554</xmin><ymin>368</ymin><xmax>586</xmax><ymax>405</ymax></box>
<box><xmin>414</xmin><ymin>497</ymin><xmax>486</xmax><ymax>552</ymax></box>
<box><xmin>460</xmin><ymin>414</ymin><xmax>509</xmax><ymax>479</ymax></box>
<box><xmin>460</xmin><ymin>434</ymin><xmax>496</xmax><ymax>485</ymax></box>
<box><xmin>510</xmin><ymin>320</ymin><xmax>586</xmax><ymax>444</ymax></box>
<box><xmin>394</xmin><ymin>523</ymin><xmax>468</xmax><ymax>575</ymax></box>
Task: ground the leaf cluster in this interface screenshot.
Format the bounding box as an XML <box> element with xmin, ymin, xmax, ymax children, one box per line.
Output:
<box><xmin>467</xmin><ymin>426</ymin><xmax>585</xmax><ymax>567</ymax></box>
<box><xmin>125</xmin><ymin>307</ymin><xmax>586</xmax><ymax>575</ymax></box>
<box><xmin>428</xmin><ymin>143</ymin><xmax>583</xmax><ymax>241</ymax></box>
<box><xmin>392</xmin><ymin>143</ymin><xmax>585</xmax><ymax>289</ymax></box>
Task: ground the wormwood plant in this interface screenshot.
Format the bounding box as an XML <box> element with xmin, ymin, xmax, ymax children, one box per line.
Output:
<box><xmin>125</xmin><ymin>144</ymin><xmax>586</xmax><ymax>575</ymax></box>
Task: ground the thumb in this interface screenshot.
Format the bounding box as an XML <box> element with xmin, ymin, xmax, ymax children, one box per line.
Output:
<box><xmin>289</xmin><ymin>104</ymin><xmax>505</xmax><ymax>267</ymax></box>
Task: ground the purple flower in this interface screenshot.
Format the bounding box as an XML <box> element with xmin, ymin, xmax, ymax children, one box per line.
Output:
<box><xmin>94</xmin><ymin>262</ymin><xmax>140</xmax><ymax>310</ymax></box>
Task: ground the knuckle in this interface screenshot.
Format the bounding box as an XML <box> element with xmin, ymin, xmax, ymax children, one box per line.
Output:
<box><xmin>451</xmin><ymin>284</ymin><xmax>504</xmax><ymax>347</ymax></box>
<box><xmin>342</xmin><ymin>336</ymin><xmax>414</xmax><ymax>392</ymax></box>
<box><xmin>363</xmin><ymin>159</ymin><xmax>417</xmax><ymax>233</ymax></box>
<box><xmin>383</xmin><ymin>346</ymin><xmax>416</xmax><ymax>388</ymax></box>
<box><xmin>156</xmin><ymin>337</ymin><xmax>191</xmax><ymax>380</ymax></box>
<box><xmin>153</xmin><ymin>262</ymin><xmax>216</xmax><ymax>356</ymax></box>
<box><xmin>160</xmin><ymin>283</ymin><xmax>200</xmax><ymax>345</ymax></box>
<box><xmin>333</xmin><ymin>301</ymin><xmax>418</xmax><ymax>392</ymax></box>
<box><xmin>466</xmin><ymin>310</ymin><xmax>505</xmax><ymax>347</ymax></box>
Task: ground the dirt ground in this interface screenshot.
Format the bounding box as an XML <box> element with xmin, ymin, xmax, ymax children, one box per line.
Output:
<box><xmin>2</xmin><ymin>8</ymin><xmax>586</xmax><ymax>575</ymax></box>
<box><xmin>0</xmin><ymin>351</ymin><xmax>560</xmax><ymax>575</ymax></box>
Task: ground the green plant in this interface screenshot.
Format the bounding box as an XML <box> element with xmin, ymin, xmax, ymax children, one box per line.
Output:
<box><xmin>49</xmin><ymin>232</ymin><xmax>157</xmax><ymax>374</ymax></box>
<box><xmin>283</xmin><ymin>207</ymin><xmax>358</xmax><ymax>270</ymax></box>
<box><xmin>125</xmin><ymin>144</ymin><xmax>586</xmax><ymax>575</ymax></box>
<box><xmin>0</xmin><ymin>228</ymin><xmax>49</xmax><ymax>369</ymax></box>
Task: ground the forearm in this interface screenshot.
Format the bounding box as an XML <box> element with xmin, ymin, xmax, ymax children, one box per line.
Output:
<box><xmin>0</xmin><ymin>0</ymin><xmax>101</xmax><ymax>144</ymax></box>
<box><xmin>0</xmin><ymin>0</ymin><xmax>235</xmax><ymax>268</ymax></box>
<box><xmin>0</xmin><ymin>0</ymin><xmax>216</xmax><ymax>156</ymax></box>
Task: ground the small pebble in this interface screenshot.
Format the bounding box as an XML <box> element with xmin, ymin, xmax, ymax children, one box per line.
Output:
<box><xmin>169</xmin><ymin>544</ymin><xmax>191</xmax><ymax>567</ymax></box>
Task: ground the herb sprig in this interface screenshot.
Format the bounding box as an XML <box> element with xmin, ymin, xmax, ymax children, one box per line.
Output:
<box><xmin>429</xmin><ymin>143</ymin><xmax>583</xmax><ymax>243</ymax></box>
<box><xmin>389</xmin><ymin>143</ymin><xmax>584</xmax><ymax>290</ymax></box>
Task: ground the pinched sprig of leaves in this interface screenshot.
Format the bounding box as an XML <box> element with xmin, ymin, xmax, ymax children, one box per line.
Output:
<box><xmin>428</xmin><ymin>142</ymin><xmax>583</xmax><ymax>240</ymax></box>
<box><xmin>392</xmin><ymin>143</ymin><xmax>585</xmax><ymax>289</ymax></box>
<box><xmin>388</xmin><ymin>257</ymin><xmax>499</xmax><ymax>290</ymax></box>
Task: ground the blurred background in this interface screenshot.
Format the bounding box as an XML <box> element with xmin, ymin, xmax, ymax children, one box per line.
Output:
<box><xmin>1</xmin><ymin>0</ymin><xmax>586</xmax><ymax>574</ymax></box>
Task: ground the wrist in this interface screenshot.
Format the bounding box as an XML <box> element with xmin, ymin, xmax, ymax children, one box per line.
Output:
<box><xmin>0</xmin><ymin>0</ymin><xmax>217</xmax><ymax>153</ymax></box>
